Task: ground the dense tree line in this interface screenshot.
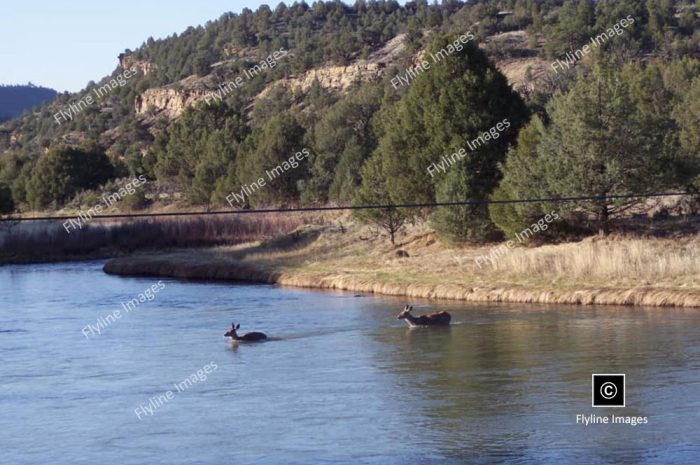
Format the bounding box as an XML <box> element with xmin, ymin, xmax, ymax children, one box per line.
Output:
<box><xmin>492</xmin><ymin>54</ymin><xmax>700</xmax><ymax>237</ymax></box>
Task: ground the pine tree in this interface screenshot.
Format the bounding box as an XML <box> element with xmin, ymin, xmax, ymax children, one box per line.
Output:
<box><xmin>489</xmin><ymin>115</ymin><xmax>557</xmax><ymax>239</ymax></box>
<box><xmin>0</xmin><ymin>183</ymin><xmax>14</xmax><ymax>214</ymax></box>
<box><xmin>353</xmin><ymin>155</ymin><xmax>407</xmax><ymax>245</ymax></box>
<box><xmin>235</xmin><ymin>112</ymin><xmax>306</xmax><ymax>206</ymax></box>
<box><xmin>676</xmin><ymin>76</ymin><xmax>700</xmax><ymax>188</ymax></box>
<box><xmin>151</xmin><ymin>101</ymin><xmax>247</xmax><ymax>202</ymax></box>
<box><xmin>302</xmin><ymin>85</ymin><xmax>383</xmax><ymax>203</ymax></box>
<box><xmin>377</xmin><ymin>37</ymin><xmax>529</xmax><ymax>242</ymax></box>
<box><xmin>537</xmin><ymin>61</ymin><xmax>658</xmax><ymax>235</ymax></box>
<box><xmin>26</xmin><ymin>145</ymin><xmax>114</xmax><ymax>209</ymax></box>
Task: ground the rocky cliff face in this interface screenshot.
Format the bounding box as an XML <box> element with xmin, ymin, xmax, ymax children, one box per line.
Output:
<box><xmin>296</xmin><ymin>61</ymin><xmax>385</xmax><ymax>92</ymax></box>
<box><xmin>135</xmin><ymin>88</ymin><xmax>210</xmax><ymax>119</ymax></box>
<box><xmin>268</xmin><ymin>61</ymin><xmax>386</xmax><ymax>95</ymax></box>
<box><xmin>133</xmin><ymin>61</ymin><xmax>389</xmax><ymax>120</ymax></box>
<box><xmin>118</xmin><ymin>53</ymin><xmax>157</xmax><ymax>76</ymax></box>
<box><xmin>134</xmin><ymin>75</ymin><xmax>212</xmax><ymax>119</ymax></box>
<box><xmin>257</xmin><ymin>34</ymin><xmax>405</xmax><ymax>99</ymax></box>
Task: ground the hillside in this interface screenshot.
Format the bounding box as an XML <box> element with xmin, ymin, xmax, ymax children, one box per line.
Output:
<box><xmin>0</xmin><ymin>0</ymin><xmax>698</xmax><ymax>243</ymax></box>
<box><xmin>0</xmin><ymin>84</ymin><xmax>57</xmax><ymax>122</ymax></box>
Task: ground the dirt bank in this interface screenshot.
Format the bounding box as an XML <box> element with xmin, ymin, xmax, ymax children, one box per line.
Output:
<box><xmin>103</xmin><ymin>224</ymin><xmax>700</xmax><ymax>308</ymax></box>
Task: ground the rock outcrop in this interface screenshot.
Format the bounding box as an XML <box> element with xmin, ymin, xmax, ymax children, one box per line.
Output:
<box><xmin>282</xmin><ymin>62</ymin><xmax>385</xmax><ymax>94</ymax></box>
<box><xmin>118</xmin><ymin>53</ymin><xmax>157</xmax><ymax>76</ymax></box>
<box><xmin>480</xmin><ymin>31</ymin><xmax>551</xmax><ymax>94</ymax></box>
<box><xmin>134</xmin><ymin>75</ymin><xmax>213</xmax><ymax>119</ymax></box>
<box><xmin>135</xmin><ymin>88</ymin><xmax>208</xmax><ymax>119</ymax></box>
<box><xmin>259</xmin><ymin>33</ymin><xmax>405</xmax><ymax>97</ymax></box>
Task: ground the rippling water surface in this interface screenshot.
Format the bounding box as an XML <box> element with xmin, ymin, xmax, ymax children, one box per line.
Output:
<box><xmin>1</xmin><ymin>261</ymin><xmax>699</xmax><ymax>464</ymax></box>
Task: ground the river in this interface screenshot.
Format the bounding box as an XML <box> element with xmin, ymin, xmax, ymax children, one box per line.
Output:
<box><xmin>1</xmin><ymin>261</ymin><xmax>699</xmax><ymax>464</ymax></box>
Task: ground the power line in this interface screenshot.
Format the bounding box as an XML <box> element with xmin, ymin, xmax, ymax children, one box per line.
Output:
<box><xmin>0</xmin><ymin>191</ymin><xmax>690</xmax><ymax>223</ymax></box>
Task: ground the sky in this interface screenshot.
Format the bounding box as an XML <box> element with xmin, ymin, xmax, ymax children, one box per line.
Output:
<box><xmin>0</xmin><ymin>1</ymin><xmax>324</xmax><ymax>92</ymax></box>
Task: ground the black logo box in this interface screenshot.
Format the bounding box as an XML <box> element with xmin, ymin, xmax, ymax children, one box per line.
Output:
<box><xmin>592</xmin><ymin>374</ymin><xmax>625</xmax><ymax>407</ymax></box>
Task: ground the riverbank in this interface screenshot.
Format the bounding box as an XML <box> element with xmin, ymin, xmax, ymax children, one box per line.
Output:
<box><xmin>103</xmin><ymin>222</ymin><xmax>700</xmax><ymax>308</ymax></box>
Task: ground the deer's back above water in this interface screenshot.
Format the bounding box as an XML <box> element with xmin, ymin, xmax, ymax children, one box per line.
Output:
<box><xmin>225</xmin><ymin>323</ymin><xmax>268</xmax><ymax>341</ymax></box>
<box><xmin>396</xmin><ymin>305</ymin><xmax>451</xmax><ymax>327</ymax></box>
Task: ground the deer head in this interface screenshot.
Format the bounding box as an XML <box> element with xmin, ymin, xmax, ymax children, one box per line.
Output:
<box><xmin>396</xmin><ymin>305</ymin><xmax>414</xmax><ymax>320</ymax></box>
<box><xmin>224</xmin><ymin>323</ymin><xmax>240</xmax><ymax>338</ymax></box>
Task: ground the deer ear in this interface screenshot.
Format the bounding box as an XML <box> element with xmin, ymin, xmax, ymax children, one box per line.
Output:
<box><xmin>236</xmin><ymin>324</ymin><xmax>240</xmax><ymax>329</ymax></box>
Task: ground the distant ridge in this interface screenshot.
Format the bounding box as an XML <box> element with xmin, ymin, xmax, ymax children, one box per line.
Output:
<box><xmin>0</xmin><ymin>83</ymin><xmax>58</xmax><ymax>121</ymax></box>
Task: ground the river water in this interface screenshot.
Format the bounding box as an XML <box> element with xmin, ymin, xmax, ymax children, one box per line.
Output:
<box><xmin>1</xmin><ymin>261</ymin><xmax>699</xmax><ymax>465</ymax></box>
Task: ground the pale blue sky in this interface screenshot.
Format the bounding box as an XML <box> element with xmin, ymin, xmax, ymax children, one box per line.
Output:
<box><xmin>0</xmin><ymin>1</ymin><xmax>326</xmax><ymax>92</ymax></box>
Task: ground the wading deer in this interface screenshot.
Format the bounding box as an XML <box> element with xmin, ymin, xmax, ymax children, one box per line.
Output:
<box><xmin>224</xmin><ymin>323</ymin><xmax>268</xmax><ymax>342</ymax></box>
<box><xmin>396</xmin><ymin>305</ymin><xmax>451</xmax><ymax>327</ymax></box>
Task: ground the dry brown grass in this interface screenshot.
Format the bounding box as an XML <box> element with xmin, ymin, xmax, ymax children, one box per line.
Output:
<box><xmin>487</xmin><ymin>237</ymin><xmax>700</xmax><ymax>288</ymax></box>
<box><xmin>104</xmin><ymin>218</ymin><xmax>700</xmax><ymax>308</ymax></box>
<box><xmin>0</xmin><ymin>213</ymin><xmax>320</xmax><ymax>263</ymax></box>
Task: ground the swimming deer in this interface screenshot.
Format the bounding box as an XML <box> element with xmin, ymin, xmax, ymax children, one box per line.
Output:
<box><xmin>396</xmin><ymin>305</ymin><xmax>451</xmax><ymax>327</ymax></box>
<box><xmin>224</xmin><ymin>323</ymin><xmax>268</xmax><ymax>342</ymax></box>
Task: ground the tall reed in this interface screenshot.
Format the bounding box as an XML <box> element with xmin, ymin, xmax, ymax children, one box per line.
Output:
<box><xmin>0</xmin><ymin>213</ymin><xmax>319</xmax><ymax>263</ymax></box>
<box><xmin>489</xmin><ymin>237</ymin><xmax>700</xmax><ymax>282</ymax></box>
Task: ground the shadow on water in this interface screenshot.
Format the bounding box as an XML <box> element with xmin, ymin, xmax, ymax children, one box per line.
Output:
<box><xmin>223</xmin><ymin>327</ymin><xmax>364</xmax><ymax>349</ymax></box>
<box><xmin>225</xmin><ymin>336</ymin><xmax>283</xmax><ymax>347</ymax></box>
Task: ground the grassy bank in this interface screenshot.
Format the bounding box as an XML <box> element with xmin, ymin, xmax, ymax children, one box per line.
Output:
<box><xmin>103</xmin><ymin>221</ymin><xmax>700</xmax><ymax>308</ymax></box>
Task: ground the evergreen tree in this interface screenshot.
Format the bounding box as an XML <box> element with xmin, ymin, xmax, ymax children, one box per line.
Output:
<box><xmin>545</xmin><ymin>0</ymin><xmax>595</xmax><ymax>58</ymax></box>
<box><xmin>190</xmin><ymin>130</ymin><xmax>237</xmax><ymax>205</ymax></box>
<box><xmin>235</xmin><ymin>112</ymin><xmax>307</xmax><ymax>206</ymax></box>
<box><xmin>676</xmin><ymin>76</ymin><xmax>700</xmax><ymax>188</ymax></box>
<box><xmin>621</xmin><ymin>57</ymin><xmax>699</xmax><ymax>190</ymax></box>
<box><xmin>353</xmin><ymin>155</ymin><xmax>407</xmax><ymax>245</ymax></box>
<box><xmin>377</xmin><ymin>37</ymin><xmax>529</xmax><ymax>242</ymax></box>
<box><xmin>121</xmin><ymin>186</ymin><xmax>148</xmax><ymax>211</ymax></box>
<box><xmin>0</xmin><ymin>183</ymin><xmax>14</xmax><ymax>214</ymax></box>
<box><xmin>536</xmin><ymin>61</ymin><xmax>661</xmax><ymax>235</ymax></box>
<box><xmin>26</xmin><ymin>144</ymin><xmax>114</xmax><ymax>209</ymax></box>
<box><xmin>646</xmin><ymin>0</ymin><xmax>676</xmax><ymax>48</ymax></box>
<box><xmin>302</xmin><ymin>85</ymin><xmax>383</xmax><ymax>203</ymax></box>
<box><xmin>489</xmin><ymin>115</ymin><xmax>557</xmax><ymax>239</ymax></box>
<box><xmin>151</xmin><ymin>101</ymin><xmax>247</xmax><ymax>202</ymax></box>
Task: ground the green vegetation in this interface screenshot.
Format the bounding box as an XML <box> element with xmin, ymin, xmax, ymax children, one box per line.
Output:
<box><xmin>493</xmin><ymin>56</ymin><xmax>700</xmax><ymax>236</ymax></box>
<box><xmin>121</xmin><ymin>186</ymin><xmax>149</xmax><ymax>211</ymax></box>
<box><xmin>363</xmin><ymin>37</ymin><xmax>529</xmax><ymax>242</ymax></box>
<box><xmin>301</xmin><ymin>84</ymin><xmax>384</xmax><ymax>204</ymax></box>
<box><xmin>235</xmin><ymin>112</ymin><xmax>307</xmax><ymax>207</ymax></box>
<box><xmin>25</xmin><ymin>144</ymin><xmax>114</xmax><ymax>210</ymax></box>
<box><xmin>489</xmin><ymin>116</ymin><xmax>556</xmax><ymax>241</ymax></box>
<box><xmin>353</xmin><ymin>155</ymin><xmax>407</xmax><ymax>245</ymax></box>
<box><xmin>0</xmin><ymin>183</ymin><xmax>13</xmax><ymax>214</ymax></box>
<box><xmin>148</xmin><ymin>101</ymin><xmax>247</xmax><ymax>204</ymax></box>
